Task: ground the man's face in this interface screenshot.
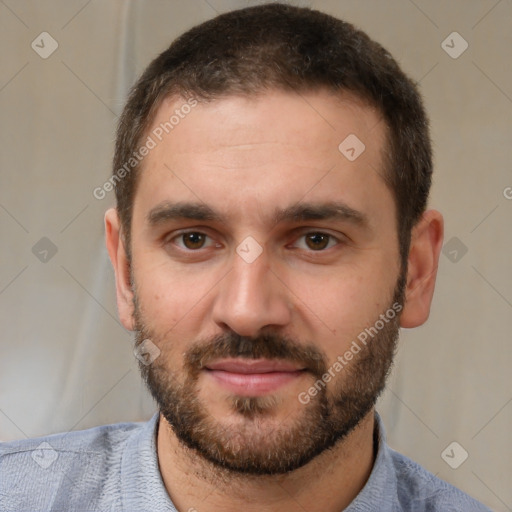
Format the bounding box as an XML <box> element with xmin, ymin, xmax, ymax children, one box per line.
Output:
<box><xmin>128</xmin><ymin>90</ymin><xmax>404</xmax><ymax>474</ymax></box>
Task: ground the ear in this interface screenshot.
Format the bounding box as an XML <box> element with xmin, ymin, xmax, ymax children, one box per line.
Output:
<box><xmin>105</xmin><ymin>208</ymin><xmax>135</xmax><ymax>331</ymax></box>
<box><xmin>400</xmin><ymin>209</ymin><xmax>444</xmax><ymax>328</ymax></box>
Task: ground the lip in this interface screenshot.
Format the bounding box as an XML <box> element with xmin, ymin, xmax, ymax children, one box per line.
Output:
<box><xmin>205</xmin><ymin>358</ymin><xmax>305</xmax><ymax>373</ymax></box>
<box><xmin>204</xmin><ymin>358</ymin><xmax>307</xmax><ymax>396</ymax></box>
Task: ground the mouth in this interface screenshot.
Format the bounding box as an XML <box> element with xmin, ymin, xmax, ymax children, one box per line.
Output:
<box><xmin>203</xmin><ymin>358</ymin><xmax>307</xmax><ymax>396</ymax></box>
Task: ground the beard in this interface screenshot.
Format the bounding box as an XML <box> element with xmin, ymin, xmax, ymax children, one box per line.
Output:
<box><xmin>133</xmin><ymin>272</ymin><xmax>406</xmax><ymax>476</ymax></box>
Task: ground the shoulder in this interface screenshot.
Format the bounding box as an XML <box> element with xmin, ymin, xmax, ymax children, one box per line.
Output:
<box><xmin>0</xmin><ymin>419</ymin><xmax>146</xmax><ymax>510</ymax></box>
<box><xmin>388</xmin><ymin>448</ymin><xmax>492</xmax><ymax>512</ymax></box>
<box><xmin>0</xmin><ymin>419</ymin><xmax>142</xmax><ymax>462</ymax></box>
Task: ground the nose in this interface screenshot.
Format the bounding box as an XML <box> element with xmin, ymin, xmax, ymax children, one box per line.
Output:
<box><xmin>211</xmin><ymin>248</ymin><xmax>292</xmax><ymax>337</ymax></box>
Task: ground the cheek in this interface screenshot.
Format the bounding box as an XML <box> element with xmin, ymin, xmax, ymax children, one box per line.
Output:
<box><xmin>132</xmin><ymin>257</ymin><xmax>217</xmax><ymax>337</ymax></box>
<box><xmin>290</xmin><ymin>263</ymin><xmax>395</xmax><ymax>357</ymax></box>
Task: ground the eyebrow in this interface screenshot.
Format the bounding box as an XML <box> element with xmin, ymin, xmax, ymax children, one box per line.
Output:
<box><xmin>147</xmin><ymin>202</ymin><xmax>221</xmax><ymax>226</ymax></box>
<box><xmin>272</xmin><ymin>202</ymin><xmax>368</xmax><ymax>227</ymax></box>
<box><xmin>147</xmin><ymin>200</ymin><xmax>368</xmax><ymax>228</ymax></box>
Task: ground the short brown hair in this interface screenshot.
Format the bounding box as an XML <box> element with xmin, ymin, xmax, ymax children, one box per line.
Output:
<box><xmin>113</xmin><ymin>3</ymin><xmax>432</xmax><ymax>267</ymax></box>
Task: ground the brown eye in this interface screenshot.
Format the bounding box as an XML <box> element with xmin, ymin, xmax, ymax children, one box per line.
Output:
<box><xmin>181</xmin><ymin>232</ymin><xmax>207</xmax><ymax>249</ymax></box>
<box><xmin>305</xmin><ymin>233</ymin><xmax>330</xmax><ymax>250</ymax></box>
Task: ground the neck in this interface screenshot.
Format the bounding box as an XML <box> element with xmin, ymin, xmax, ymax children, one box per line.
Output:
<box><xmin>156</xmin><ymin>410</ymin><xmax>376</xmax><ymax>512</ymax></box>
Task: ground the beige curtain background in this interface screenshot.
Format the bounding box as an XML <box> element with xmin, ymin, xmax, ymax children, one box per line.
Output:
<box><xmin>1</xmin><ymin>1</ymin><xmax>510</xmax><ymax>510</ymax></box>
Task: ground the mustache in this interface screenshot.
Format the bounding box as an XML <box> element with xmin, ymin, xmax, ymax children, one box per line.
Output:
<box><xmin>184</xmin><ymin>331</ymin><xmax>327</xmax><ymax>378</ymax></box>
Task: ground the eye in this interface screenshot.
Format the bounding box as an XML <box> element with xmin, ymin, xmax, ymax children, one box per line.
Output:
<box><xmin>293</xmin><ymin>232</ymin><xmax>339</xmax><ymax>251</ymax></box>
<box><xmin>173</xmin><ymin>232</ymin><xmax>216</xmax><ymax>250</ymax></box>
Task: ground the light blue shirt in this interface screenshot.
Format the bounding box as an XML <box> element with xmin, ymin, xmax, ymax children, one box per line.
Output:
<box><xmin>0</xmin><ymin>412</ymin><xmax>492</xmax><ymax>511</ymax></box>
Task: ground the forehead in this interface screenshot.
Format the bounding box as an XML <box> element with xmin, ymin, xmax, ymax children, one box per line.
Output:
<box><xmin>133</xmin><ymin>89</ymin><xmax>392</xmax><ymax>228</ymax></box>
<box><xmin>148</xmin><ymin>89</ymin><xmax>385</xmax><ymax>163</ymax></box>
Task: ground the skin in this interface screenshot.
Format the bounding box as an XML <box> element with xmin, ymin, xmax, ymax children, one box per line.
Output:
<box><xmin>105</xmin><ymin>89</ymin><xmax>444</xmax><ymax>512</ymax></box>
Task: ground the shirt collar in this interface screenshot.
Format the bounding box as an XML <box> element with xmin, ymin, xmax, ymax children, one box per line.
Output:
<box><xmin>344</xmin><ymin>411</ymin><xmax>398</xmax><ymax>512</ymax></box>
<box><xmin>121</xmin><ymin>411</ymin><xmax>395</xmax><ymax>512</ymax></box>
<box><xmin>121</xmin><ymin>412</ymin><xmax>176</xmax><ymax>511</ymax></box>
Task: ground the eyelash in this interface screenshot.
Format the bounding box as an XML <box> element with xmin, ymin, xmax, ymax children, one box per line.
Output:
<box><xmin>168</xmin><ymin>230</ymin><xmax>342</xmax><ymax>252</ymax></box>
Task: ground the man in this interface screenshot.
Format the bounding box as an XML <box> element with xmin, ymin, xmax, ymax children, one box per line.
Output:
<box><xmin>0</xmin><ymin>3</ymin><xmax>492</xmax><ymax>511</ymax></box>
